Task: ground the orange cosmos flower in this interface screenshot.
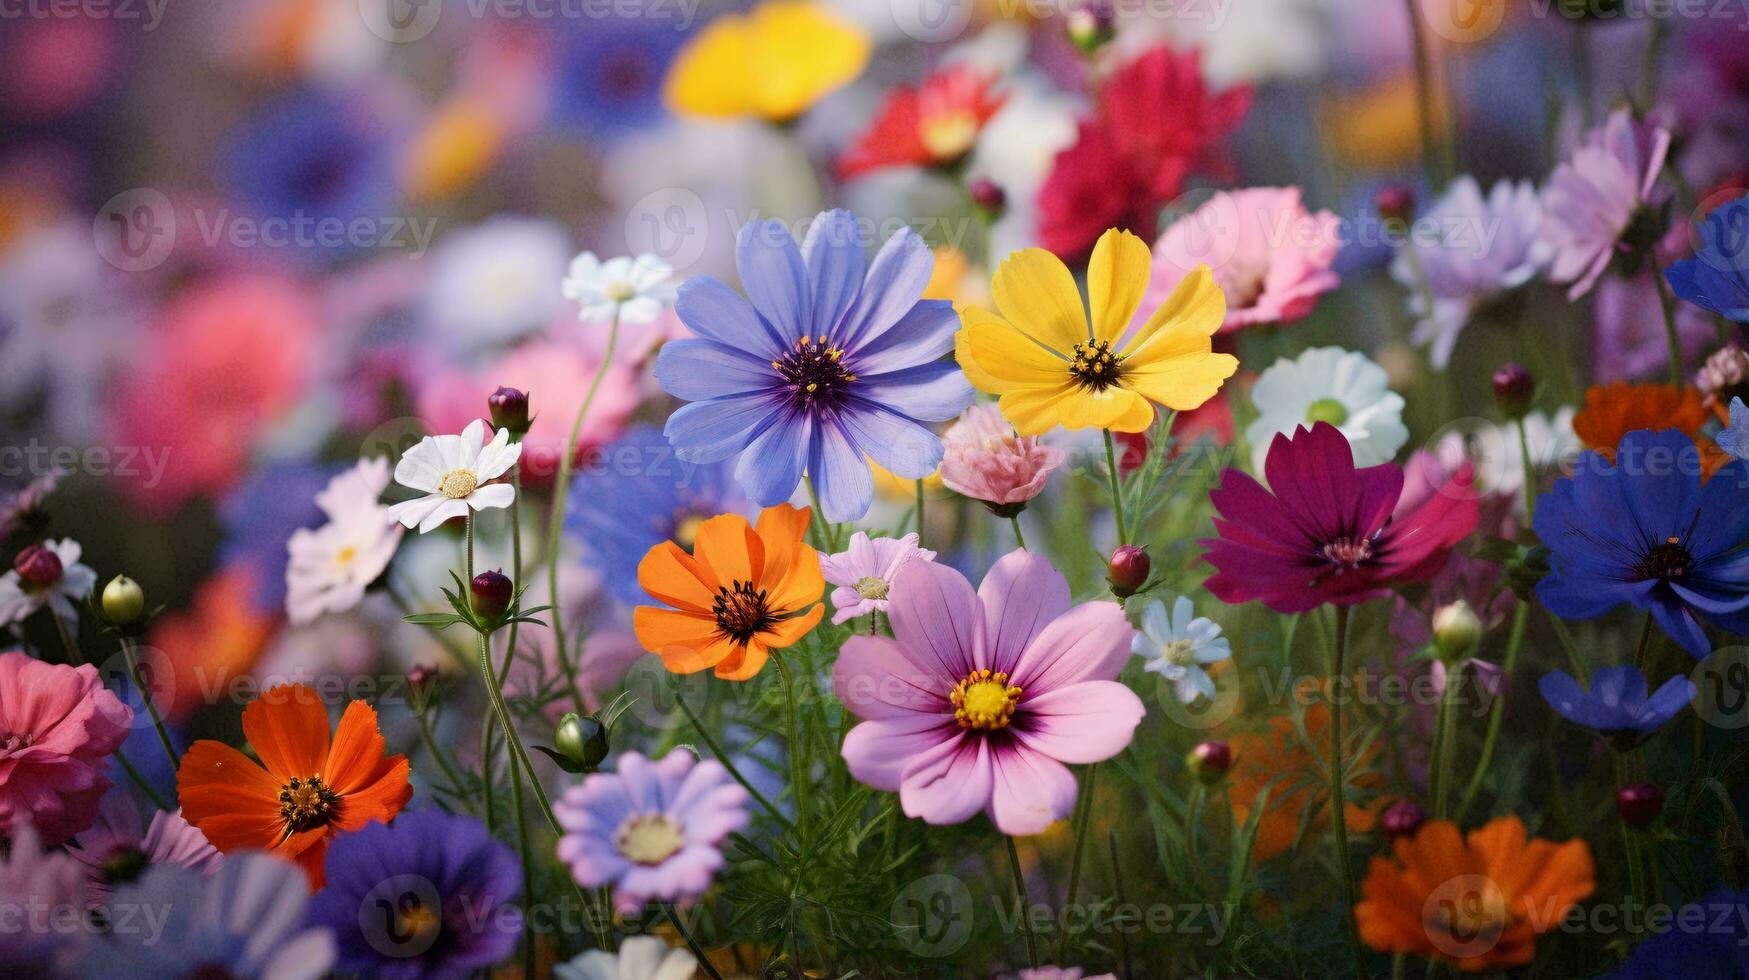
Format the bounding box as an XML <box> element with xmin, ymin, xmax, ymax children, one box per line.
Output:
<box><xmin>177</xmin><ymin>684</ymin><xmax>412</xmax><ymax>889</ymax></box>
<box><xmin>1572</xmin><ymin>381</ymin><xmax>1731</xmax><ymax>477</ymax></box>
<box><xmin>1223</xmin><ymin>698</ymin><xmax>1387</xmax><ymax>861</ymax></box>
<box><xmin>1356</xmin><ymin>815</ymin><xmax>1594</xmax><ymax>971</ymax></box>
<box><xmin>837</xmin><ymin>65</ymin><xmax>1006</xmax><ymax>180</ymax></box>
<box><xmin>634</xmin><ymin>504</ymin><xmax>824</xmax><ymax>680</ymax></box>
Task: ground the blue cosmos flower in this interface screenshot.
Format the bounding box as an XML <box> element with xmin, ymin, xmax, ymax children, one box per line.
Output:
<box><xmin>1665</xmin><ymin>194</ymin><xmax>1749</xmax><ymax>323</ymax></box>
<box><xmin>308</xmin><ymin>810</ymin><xmax>522</xmax><ymax>979</ymax></box>
<box><xmin>1603</xmin><ymin>887</ymin><xmax>1749</xmax><ymax>978</ymax></box>
<box><xmin>1538</xmin><ymin>665</ymin><xmax>1695</xmax><ymax>742</ymax></box>
<box><xmin>1533</xmin><ymin>428</ymin><xmax>1749</xmax><ymax>656</ymax></box>
<box><xmin>552</xmin><ymin>20</ymin><xmax>688</xmax><ymax>140</ymax></box>
<box><xmin>565</xmin><ymin>424</ymin><xmax>748</xmax><ymax>605</ymax></box>
<box><xmin>656</xmin><ymin>209</ymin><xmax>975</xmax><ymax>522</ymax></box>
<box><xmin>1718</xmin><ymin>397</ymin><xmax>1749</xmax><ymax>461</ymax></box>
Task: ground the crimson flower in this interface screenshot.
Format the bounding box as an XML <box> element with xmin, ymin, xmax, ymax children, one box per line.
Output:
<box><xmin>837</xmin><ymin>65</ymin><xmax>1005</xmax><ymax>179</ymax></box>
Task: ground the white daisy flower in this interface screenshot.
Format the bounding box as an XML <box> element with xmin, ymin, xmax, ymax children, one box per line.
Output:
<box><xmin>424</xmin><ymin>217</ymin><xmax>573</xmax><ymax>348</ymax></box>
<box><xmin>387</xmin><ymin>419</ymin><xmax>522</xmax><ymax>533</ymax></box>
<box><xmin>1246</xmin><ymin>346</ymin><xmax>1409</xmax><ymax>472</ymax></box>
<box><xmin>286</xmin><ymin>458</ymin><xmax>405</xmax><ymax>625</ymax></box>
<box><xmin>1132</xmin><ymin>596</ymin><xmax>1231</xmax><ymax>704</ymax></box>
<box><xmin>0</xmin><ymin>537</ymin><xmax>97</xmax><ymax>627</ymax></box>
<box><xmin>554</xmin><ymin>935</ymin><xmax>697</xmax><ymax>980</ymax></box>
<box><xmin>562</xmin><ymin>252</ymin><xmax>676</xmax><ymax>325</ymax></box>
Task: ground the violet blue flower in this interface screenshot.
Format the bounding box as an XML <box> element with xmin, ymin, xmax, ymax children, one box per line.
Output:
<box><xmin>1533</xmin><ymin>428</ymin><xmax>1749</xmax><ymax>656</ymax></box>
<box><xmin>1539</xmin><ymin>108</ymin><xmax>1671</xmax><ymax>300</ymax></box>
<box><xmin>820</xmin><ymin>531</ymin><xmax>936</xmax><ymax>624</ymax></box>
<box><xmin>656</xmin><ymin>210</ymin><xmax>975</xmax><ymax>522</ymax></box>
<box><xmin>553</xmin><ymin>750</ymin><xmax>750</xmax><ymax>914</ymax></box>
<box><xmin>834</xmin><ymin>550</ymin><xmax>1145</xmax><ymax>836</ymax></box>
<box><xmin>307</xmin><ymin>810</ymin><xmax>522</xmax><ymax>979</ymax></box>
<box><xmin>1538</xmin><ymin>665</ymin><xmax>1695</xmax><ymax>742</ymax></box>
<box><xmin>1665</xmin><ymin>194</ymin><xmax>1749</xmax><ymax>323</ymax></box>
<box><xmin>1603</xmin><ymin>887</ymin><xmax>1749</xmax><ymax>978</ymax></box>
<box><xmin>1718</xmin><ymin>397</ymin><xmax>1749</xmax><ymax>461</ymax></box>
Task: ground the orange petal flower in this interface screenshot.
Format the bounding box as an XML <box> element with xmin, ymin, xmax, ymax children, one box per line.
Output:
<box><xmin>633</xmin><ymin>504</ymin><xmax>825</xmax><ymax>681</ymax></box>
<box><xmin>177</xmin><ymin>684</ymin><xmax>412</xmax><ymax>889</ymax></box>
<box><xmin>1356</xmin><ymin>815</ymin><xmax>1594</xmax><ymax>971</ymax></box>
<box><xmin>1572</xmin><ymin>381</ymin><xmax>1731</xmax><ymax>477</ymax></box>
<box><xmin>1223</xmin><ymin>698</ymin><xmax>1387</xmax><ymax>862</ymax></box>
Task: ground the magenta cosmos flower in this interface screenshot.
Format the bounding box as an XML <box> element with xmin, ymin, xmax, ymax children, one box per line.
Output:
<box><xmin>1146</xmin><ymin>186</ymin><xmax>1341</xmax><ymax>332</ymax></box>
<box><xmin>71</xmin><ymin>793</ymin><xmax>221</xmax><ymax>893</ymax></box>
<box><xmin>1201</xmin><ymin>423</ymin><xmax>1479</xmax><ymax>613</ymax></box>
<box><xmin>820</xmin><ymin>531</ymin><xmax>936</xmax><ymax>624</ymax></box>
<box><xmin>553</xmin><ymin>750</ymin><xmax>750</xmax><ymax>914</ymax></box>
<box><xmin>834</xmin><ymin>551</ymin><xmax>1144</xmax><ymax>836</ymax></box>
<box><xmin>0</xmin><ymin>651</ymin><xmax>132</xmax><ymax>843</ymax></box>
<box><xmin>1540</xmin><ymin>108</ymin><xmax>1671</xmax><ymax>300</ymax></box>
<box><xmin>938</xmin><ymin>404</ymin><xmax>1067</xmax><ymax>516</ymax></box>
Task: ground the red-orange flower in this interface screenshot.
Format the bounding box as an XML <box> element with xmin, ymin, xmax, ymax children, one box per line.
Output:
<box><xmin>1356</xmin><ymin>816</ymin><xmax>1594</xmax><ymax>971</ymax></box>
<box><xmin>1572</xmin><ymin>381</ymin><xmax>1731</xmax><ymax>476</ymax></box>
<box><xmin>837</xmin><ymin>65</ymin><xmax>1005</xmax><ymax>179</ymax></box>
<box><xmin>177</xmin><ymin>684</ymin><xmax>412</xmax><ymax>889</ymax></box>
<box><xmin>1223</xmin><ymin>695</ymin><xmax>1387</xmax><ymax>861</ymax></box>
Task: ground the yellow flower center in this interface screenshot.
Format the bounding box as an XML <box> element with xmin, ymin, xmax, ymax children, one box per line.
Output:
<box><xmin>950</xmin><ymin>669</ymin><xmax>1022</xmax><ymax>730</ymax></box>
<box><xmin>390</xmin><ymin>899</ymin><xmax>442</xmax><ymax>947</ymax></box>
<box><xmin>277</xmin><ymin>774</ymin><xmax>339</xmax><ymax>833</ymax></box>
<box><xmin>335</xmin><ymin>545</ymin><xmax>358</xmax><ymax>567</ymax></box>
<box><xmin>1162</xmin><ymin>638</ymin><xmax>1197</xmax><ymax>669</ymax></box>
<box><xmin>438</xmin><ymin>469</ymin><xmax>479</xmax><ymax>499</ymax></box>
<box><xmin>1069</xmin><ymin>339</ymin><xmax>1124</xmax><ymax>392</ymax></box>
<box><xmin>605</xmin><ymin>280</ymin><xmax>637</xmax><ymax>303</ymax></box>
<box><xmin>616</xmin><ymin>814</ymin><xmax>686</xmax><ymax>865</ymax></box>
<box><xmin>919</xmin><ymin>111</ymin><xmax>979</xmax><ymax>161</ymax></box>
<box><xmin>854</xmin><ymin>576</ymin><xmax>890</xmax><ymax>600</ymax></box>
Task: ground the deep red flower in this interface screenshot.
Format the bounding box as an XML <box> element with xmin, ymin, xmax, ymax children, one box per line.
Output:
<box><xmin>837</xmin><ymin>65</ymin><xmax>1005</xmax><ymax>179</ymax></box>
<box><xmin>1037</xmin><ymin>46</ymin><xmax>1251</xmax><ymax>263</ymax></box>
<box><xmin>1201</xmin><ymin>423</ymin><xmax>1478</xmax><ymax>613</ymax></box>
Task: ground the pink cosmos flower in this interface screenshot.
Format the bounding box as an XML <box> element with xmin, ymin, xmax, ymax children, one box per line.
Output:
<box><xmin>834</xmin><ymin>551</ymin><xmax>1144</xmax><ymax>837</ymax></box>
<box><xmin>0</xmin><ymin>821</ymin><xmax>92</xmax><ymax>974</ymax></box>
<box><xmin>1540</xmin><ymin>108</ymin><xmax>1672</xmax><ymax>300</ymax></box>
<box><xmin>939</xmin><ymin>404</ymin><xmax>1067</xmax><ymax>515</ymax></box>
<box><xmin>553</xmin><ymin>750</ymin><xmax>750</xmax><ymax>914</ymax></box>
<box><xmin>1201</xmin><ymin>423</ymin><xmax>1479</xmax><ymax>614</ymax></box>
<box><xmin>0</xmin><ymin>652</ymin><xmax>133</xmax><ymax>843</ymax></box>
<box><xmin>70</xmin><ymin>791</ymin><xmax>222</xmax><ymax>893</ymax></box>
<box><xmin>820</xmin><ymin>531</ymin><xmax>936</xmax><ymax>625</ymax></box>
<box><xmin>1147</xmin><ymin>186</ymin><xmax>1341</xmax><ymax>332</ymax></box>
<box><xmin>416</xmin><ymin>338</ymin><xmax>640</xmax><ymax>486</ymax></box>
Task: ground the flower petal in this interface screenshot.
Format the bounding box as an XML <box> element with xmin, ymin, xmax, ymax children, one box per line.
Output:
<box><xmin>975</xmin><ymin>550</ymin><xmax>1071</xmax><ymax>675</ymax></box>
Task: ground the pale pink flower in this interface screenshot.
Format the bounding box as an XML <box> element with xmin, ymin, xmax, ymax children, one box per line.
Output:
<box><xmin>0</xmin><ymin>821</ymin><xmax>92</xmax><ymax>974</ymax></box>
<box><xmin>71</xmin><ymin>791</ymin><xmax>222</xmax><ymax>894</ymax></box>
<box><xmin>835</xmin><ymin>551</ymin><xmax>1144</xmax><ymax>836</ymax></box>
<box><xmin>0</xmin><ymin>652</ymin><xmax>132</xmax><ymax>843</ymax></box>
<box><xmin>820</xmin><ymin>532</ymin><xmax>936</xmax><ymax>625</ymax></box>
<box><xmin>1146</xmin><ymin>186</ymin><xmax>1341</xmax><ymax>332</ymax></box>
<box><xmin>1540</xmin><ymin>109</ymin><xmax>1672</xmax><ymax>300</ymax></box>
<box><xmin>939</xmin><ymin>404</ymin><xmax>1066</xmax><ymax>515</ymax></box>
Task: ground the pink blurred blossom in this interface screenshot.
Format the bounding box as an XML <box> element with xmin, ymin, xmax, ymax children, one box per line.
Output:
<box><xmin>0</xmin><ymin>652</ymin><xmax>133</xmax><ymax>844</ymax></box>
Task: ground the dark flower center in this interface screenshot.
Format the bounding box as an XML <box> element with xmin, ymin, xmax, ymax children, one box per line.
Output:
<box><xmin>101</xmin><ymin>845</ymin><xmax>150</xmax><ymax>885</ymax></box>
<box><xmin>1320</xmin><ymin>537</ymin><xmax>1375</xmax><ymax>568</ymax></box>
<box><xmin>773</xmin><ymin>335</ymin><xmax>856</xmax><ymax>410</ymax></box>
<box><xmin>0</xmin><ymin>730</ymin><xmax>32</xmax><ymax>754</ymax></box>
<box><xmin>713</xmin><ymin>580</ymin><xmax>775</xmax><ymax>646</ymax></box>
<box><xmin>1634</xmin><ymin>536</ymin><xmax>1692</xmax><ymax>580</ymax></box>
<box><xmin>1069</xmin><ymin>339</ymin><xmax>1125</xmax><ymax>392</ymax></box>
<box><xmin>278</xmin><ymin>774</ymin><xmax>339</xmax><ymax>833</ymax></box>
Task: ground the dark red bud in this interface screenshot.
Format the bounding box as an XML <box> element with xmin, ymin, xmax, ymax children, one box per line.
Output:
<box><xmin>488</xmin><ymin>386</ymin><xmax>530</xmax><ymax>434</ymax></box>
<box><xmin>14</xmin><ymin>544</ymin><xmax>63</xmax><ymax>589</ymax></box>
<box><xmin>1616</xmin><ymin>783</ymin><xmax>1664</xmax><ymax>828</ymax></box>
<box><xmin>1106</xmin><ymin>545</ymin><xmax>1150</xmax><ymax>598</ymax></box>
<box><xmin>1492</xmin><ymin>363</ymin><xmax>1536</xmax><ymax>419</ymax></box>
<box><xmin>1376</xmin><ymin>185</ymin><xmax>1416</xmax><ymax>226</ymax></box>
<box><xmin>969</xmin><ymin>178</ymin><xmax>1006</xmax><ymax>217</ymax></box>
<box><xmin>1186</xmin><ymin>741</ymin><xmax>1232</xmax><ymax>784</ymax></box>
<box><xmin>1381</xmin><ymin>799</ymin><xmax>1428</xmax><ymax>841</ymax></box>
<box><xmin>470</xmin><ymin>570</ymin><xmax>514</xmax><ymax>622</ymax></box>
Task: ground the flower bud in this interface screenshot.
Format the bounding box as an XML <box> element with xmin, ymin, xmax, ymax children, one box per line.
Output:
<box><xmin>1376</xmin><ymin>185</ymin><xmax>1415</xmax><ymax>229</ymax></box>
<box><xmin>470</xmin><ymin>570</ymin><xmax>514</xmax><ymax>622</ymax></box>
<box><xmin>1491</xmin><ymin>362</ymin><xmax>1535</xmax><ymax>419</ymax></box>
<box><xmin>1431</xmin><ymin>600</ymin><xmax>1483</xmax><ymax>661</ymax></box>
<box><xmin>968</xmin><ymin>178</ymin><xmax>1006</xmax><ymax>220</ymax></box>
<box><xmin>407</xmin><ymin>664</ymin><xmax>438</xmax><ymax>698</ymax></box>
<box><xmin>13</xmin><ymin>544</ymin><xmax>63</xmax><ymax>589</ymax></box>
<box><xmin>554</xmin><ymin>712</ymin><xmax>610</xmax><ymax>771</ymax></box>
<box><xmin>488</xmin><ymin>386</ymin><xmax>531</xmax><ymax>436</ymax></box>
<box><xmin>1106</xmin><ymin>545</ymin><xmax>1150</xmax><ymax>598</ymax></box>
<box><xmin>1065</xmin><ymin>1</ymin><xmax>1115</xmax><ymax>55</ymax></box>
<box><xmin>101</xmin><ymin>575</ymin><xmax>146</xmax><ymax>626</ymax></box>
<box><xmin>1185</xmin><ymin>741</ymin><xmax>1232</xmax><ymax>785</ymax></box>
<box><xmin>1616</xmin><ymin>782</ymin><xmax>1664</xmax><ymax>828</ymax></box>
<box><xmin>1380</xmin><ymin>799</ymin><xmax>1427</xmax><ymax>841</ymax></box>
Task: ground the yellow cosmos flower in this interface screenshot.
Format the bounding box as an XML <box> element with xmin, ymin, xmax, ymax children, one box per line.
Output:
<box><xmin>663</xmin><ymin>1</ymin><xmax>871</xmax><ymax>123</ymax></box>
<box><xmin>954</xmin><ymin>229</ymin><xmax>1237</xmax><ymax>436</ymax></box>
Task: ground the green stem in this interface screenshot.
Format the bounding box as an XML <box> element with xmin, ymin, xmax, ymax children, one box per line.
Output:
<box><xmin>120</xmin><ymin>634</ymin><xmax>179</xmax><ymax>771</ymax></box>
<box><xmin>663</xmin><ymin>903</ymin><xmax>725</xmax><ymax>980</ymax></box>
<box><xmin>1059</xmin><ymin>762</ymin><xmax>1098</xmax><ymax>960</ymax></box>
<box><xmin>506</xmin><ymin>745</ymin><xmax>538</xmax><ymax>978</ymax></box>
<box><xmin>915</xmin><ymin>476</ymin><xmax>926</xmax><ymax>550</ymax></box>
<box><xmin>1515</xmin><ymin>416</ymin><xmax>1538</xmax><ymax>526</ymax></box>
<box><xmin>546</xmin><ymin>309</ymin><xmax>621</xmax><ymax>713</ymax></box>
<box><xmin>1456</xmin><ymin>602</ymin><xmax>1528</xmax><ymax>823</ymax></box>
<box><xmin>1430</xmin><ymin>659</ymin><xmax>1462</xmax><ymax>820</ymax></box>
<box><xmin>676</xmin><ymin>694</ymin><xmax>795</xmax><ymax>831</ymax></box>
<box><xmin>1102</xmin><ymin>430</ymin><xmax>1129</xmax><ymax>546</ymax></box>
<box><xmin>1547</xmin><ymin>613</ymin><xmax>1590</xmax><ymax>680</ymax></box>
<box><xmin>481</xmin><ymin>720</ymin><xmax>497</xmax><ymax>835</ymax></box>
<box><xmin>1652</xmin><ymin>264</ymin><xmax>1685</xmax><ymax>386</ymax></box>
<box><xmin>1634</xmin><ymin>613</ymin><xmax>1656</xmax><ymax>674</ymax></box>
<box><xmin>772</xmin><ymin>651</ymin><xmax>811</xmax><ymax>838</ymax></box>
<box><xmin>1404</xmin><ymin>0</ymin><xmax>1445</xmax><ymax>191</ymax></box>
<box><xmin>1108</xmin><ymin>828</ymin><xmax>1133</xmax><ymax>980</ymax></box>
<box><xmin>415</xmin><ymin>704</ymin><xmax>474</xmax><ymax>808</ymax></box>
<box><xmin>1010</xmin><ymin>515</ymin><xmax>1027</xmax><ymax>550</ymax></box>
<box><xmin>1329</xmin><ymin>605</ymin><xmax>1367</xmax><ymax>979</ymax></box>
<box><xmin>1006</xmin><ymin>835</ymin><xmax>1039</xmax><ymax>969</ymax></box>
<box><xmin>49</xmin><ymin>608</ymin><xmax>82</xmax><ymax>664</ymax></box>
<box><xmin>114</xmin><ymin>749</ymin><xmax>172</xmax><ymax>811</ymax></box>
<box><xmin>1572</xmin><ymin>22</ymin><xmax>1594</xmax><ymax>128</ymax></box>
<box><xmin>1615</xmin><ymin>752</ymin><xmax>1648</xmax><ymax>909</ymax></box>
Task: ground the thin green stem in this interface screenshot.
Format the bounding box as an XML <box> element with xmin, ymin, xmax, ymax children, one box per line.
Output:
<box><xmin>1515</xmin><ymin>416</ymin><xmax>1539</xmax><ymax>526</ymax></box>
<box><xmin>114</xmin><ymin>749</ymin><xmax>171</xmax><ymax>811</ymax></box>
<box><xmin>49</xmin><ymin>609</ymin><xmax>82</xmax><ymax>664</ymax></box>
<box><xmin>1329</xmin><ymin>604</ymin><xmax>1367</xmax><ymax>979</ymax></box>
<box><xmin>1102</xmin><ymin>430</ymin><xmax>1129</xmax><ymax>546</ymax></box>
<box><xmin>1010</xmin><ymin>515</ymin><xmax>1027</xmax><ymax>550</ymax></box>
<box><xmin>1634</xmin><ymin>613</ymin><xmax>1656</xmax><ymax>674</ymax></box>
<box><xmin>1404</xmin><ymin>0</ymin><xmax>1446</xmax><ymax>191</ymax></box>
<box><xmin>1614</xmin><ymin>752</ymin><xmax>1648</xmax><ymax>908</ymax></box>
<box><xmin>1456</xmin><ymin>602</ymin><xmax>1528</xmax><ymax>823</ymax></box>
<box><xmin>772</xmin><ymin>651</ymin><xmax>811</xmax><ymax>838</ymax></box>
<box><xmin>414</xmin><ymin>705</ymin><xmax>474</xmax><ymax>808</ymax></box>
<box><xmin>1547</xmin><ymin>613</ymin><xmax>1590</xmax><ymax>680</ymax></box>
<box><xmin>546</xmin><ymin>309</ymin><xmax>622</xmax><ymax>713</ymax></box>
<box><xmin>1652</xmin><ymin>264</ymin><xmax>1685</xmax><ymax>386</ymax></box>
<box><xmin>120</xmin><ymin>634</ymin><xmax>178</xmax><ymax>771</ymax></box>
<box><xmin>506</xmin><ymin>745</ymin><xmax>538</xmax><ymax>978</ymax></box>
<box><xmin>915</xmin><ymin>477</ymin><xmax>926</xmax><ymax>549</ymax></box>
<box><xmin>1108</xmin><ymin>828</ymin><xmax>1133</xmax><ymax>980</ymax></box>
<box><xmin>481</xmin><ymin>721</ymin><xmax>498</xmax><ymax>835</ymax></box>
<box><xmin>1006</xmin><ymin>836</ymin><xmax>1039</xmax><ymax>969</ymax></box>
<box><xmin>1059</xmin><ymin>762</ymin><xmax>1098</xmax><ymax>960</ymax></box>
<box><xmin>663</xmin><ymin>903</ymin><xmax>726</xmax><ymax>980</ymax></box>
<box><xmin>676</xmin><ymin>694</ymin><xmax>795</xmax><ymax>831</ymax></box>
<box><xmin>1430</xmin><ymin>660</ymin><xmax>1462</xmax><ymax>820</ymax></box>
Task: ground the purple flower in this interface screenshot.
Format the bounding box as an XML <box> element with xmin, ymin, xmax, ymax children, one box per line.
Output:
<box><xmin>1665</xmin><ymin>194</ymin><xmax>1749</xmax><ymax>323</ymax></box>
<box><xmin>1539</xmin><ymin>665</ymin><xmax>1695</xmax><ymax>742</ymax></box>
<box><xmin>0</xmin><ymin>822</ymin><xmax>90</xmax><ymax>975</ymax></box>
<box><xmin>656</xmin><ymin>210</ymin><xmax>975</xmax><ymax>522</ymax></box>
<box><xmin>1539</xmin><ymin>108</ymin><xmax>1671</xmax><ymax>300</ymax></box>
<box><xmin>820</xmin><ymin>531</ymin><xmax>936</xmax><ymax>624</ymax></box>
<box><xmin>308</xmin><ymin>811</ymin><xmax>522</xmax><ymax>979</ymax></box>
<box><xmin>1592</xmin><ymin>273</ymin><xmax>1714</xmax><ymax>383</ymax></box>
<box><xmin>1719</xmin><ymin>397</ymin><xmax>1749</xmax><ymax>461</ymax></box>
<box><xmin>70</xmin><ymin>791</ymin><xmax>221</xmax><ymax>894</ymax></box>
<box><xmin>553</xmin><ymin>750</ymin><xmax>750</xmax><ymax>914</ymax></box>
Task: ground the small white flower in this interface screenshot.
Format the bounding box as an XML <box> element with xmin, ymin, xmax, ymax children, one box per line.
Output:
<box><xmin>286</xmin><ymin>458</ymin><xmax>405</xmax><ymax>625</ymax></box>
<box><xmin>425</xmin><ymin>217</ymin><xmax>573</xmax><ymax>348</ymax></box>
<box><xmin>0</xmin><ymin>537</ymin><xmax>97</xmax><ymax>627</ymax></box>
<box><xmin>387</xmin><ymin>419</ymin><xmax>522</xmax><ymax>533</ymax></box>
<box><xmin>554</xmin><ymin>935</ymin><xmax>697</xmax><ymax>980</ymax></box>
<box><xmin>1132</xmin><ymin>596</ymin><xmax>1231</xmax><ymax>704</ymax></box>
<box><xmin>1246</xmin><ymin>346</ymin><xmax>1408</xmax><ymax>472</ymax></box>
<box><xmin>562</xmin><ymin>252</ymin><xmax>676</xmax><ymax>325</ymax></box>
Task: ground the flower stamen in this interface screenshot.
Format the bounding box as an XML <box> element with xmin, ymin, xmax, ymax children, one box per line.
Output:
<box><xmin>712</xmin><ymin>580</ymin><xmax>775</xmax><ymax>646</ymax></box>
<box><xmin>773</xmin><ymin>335</ymin><xmax>857</xmax><ymax>409</ymax></box>
<box><xmin>950</xmin><ymin>668</ymin><xmax>1022</xmax><ymax>730</ymax></box>
<box><xmin>615</xmin><ymin>814</ymin><xmax>686</xmax><ymax>865</ymax></box>
<box><xmin>278</xmin><ymin>774</ymin><xmax>339</xmax><ymax>833</ymax></box>
<box><xmin>1069</xmin><ymin>339</ymin><xmax>1124</xmax><ymax>392</ymax></box>
<box><xmin>438</xmin><ymin>469</ymin><xmax>479</xmax><ymax>500</ymax></box>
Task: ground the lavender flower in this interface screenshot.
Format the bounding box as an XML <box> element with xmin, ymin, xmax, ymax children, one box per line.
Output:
<box><xmin>1540</xmin><ymin>109</ymin><xmax>1671</xmax><ymax>300</ymax></box>
<box><xmin>820</xmin><ymin>531</ymin><xmax>936</xmax><ymax>624</ymax></box>
<box><xmin>1539</xmin><ymin>665</ymin><xmax>1695</xmax><ymax>744</ymax></box>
